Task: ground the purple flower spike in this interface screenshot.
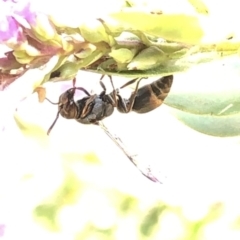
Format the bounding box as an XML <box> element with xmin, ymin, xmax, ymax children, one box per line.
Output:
<box><xmin>0</xmin><ymin>224</ymin><xmax>5</xmax><ymax>237</ymax></box>
<box><xmin>13</xmin><ymin>0</ymin><xmax>37</xmax><ymax>25</ymax></box>
<box><xmin>0</xmin><ymin>0</ymin><xmax>36</xmax><ymax>43</ymax></box>
<box><xmin>0</xmin><ymin>16</ymin><xmax>19</xmax><ymax>42</ymax></box>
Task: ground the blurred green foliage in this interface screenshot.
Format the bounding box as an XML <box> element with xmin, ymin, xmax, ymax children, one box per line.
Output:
<box><xmin>30</xmin><ymin>153</ymin><xmax>226</xmax><ymax>240</ymax></box>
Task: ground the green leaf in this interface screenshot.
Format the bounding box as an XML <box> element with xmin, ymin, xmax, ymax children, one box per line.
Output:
<box><xmin>110</xmin><ymin>12</ymin><xmax>204</xmax><ymax>44</ymax></box>
<box><xmin>165</xmin><ymin>57</ymin><xmax>240</xmax><ymax>116</ymax></box>
<box><xmin>170</xmin><ymin>108</ymin><xmax>240</xmax><ymax>137</ymax></box>
<box><xmin>167</xmin><ymin>91</ymin><xmax>240</xmax><ymax>116</ymax></box>
<box><xmin>165</xmin><ymin>56</ymin><xmax>240</xmax><ymax>136</ymax></box>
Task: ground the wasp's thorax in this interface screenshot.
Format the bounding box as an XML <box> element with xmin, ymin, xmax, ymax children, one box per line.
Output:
<box><xmin>75</xmin><ymin>94</ymin><xmax>114</xmax><ymax>124</ymax></box>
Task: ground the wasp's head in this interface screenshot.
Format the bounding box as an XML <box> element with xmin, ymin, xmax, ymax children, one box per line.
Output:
<box><xmin>58</xmin><ymin>88</ymin><xmax>78</xmax><ymax>119</ymax></box>
<box><xmin>47</xmin><ymin>88</ymin><xmax>78</xmax><ymax>135</ymax></box>
<box><xmin>58</xmin><ymin>88</ymin><xmax>75</xmax><ymax>105</ymax></box>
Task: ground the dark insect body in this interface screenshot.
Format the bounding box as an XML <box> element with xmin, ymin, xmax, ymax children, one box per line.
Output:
<box><xmin>47</xmin><ymin>75</ymin><xmax>173</xmax><ymax>131</ymax></box>
<box><xmin>46</xmin><ymin>75</ymin><xmax>173</xmax><ymax>183</ymax></box>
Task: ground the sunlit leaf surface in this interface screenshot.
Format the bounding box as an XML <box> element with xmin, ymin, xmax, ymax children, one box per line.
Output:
<box><xmin>110</xmin><ymin>12</ymin><xmax>204</xmax><ymax>44</ymax></box>
<box><xmin>165</xmin><ymin>56</ymin><xmax>240</xmax><ymax>136</ymax></box>
<box><xmin>170</xmin><ymin>109</ymin><xmax>240</xmax><ymax>136</ymax></box>
<box><xmin>188</xmin><ymin>0</ymin><xmax>209</xmax><ymax>14</ymax></box>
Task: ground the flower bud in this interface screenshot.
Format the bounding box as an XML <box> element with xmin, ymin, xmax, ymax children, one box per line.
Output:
<box><xmin>25</xmin><ymin>44</ymin><xmax>41</xmax><ymax>56</ymax></box>
<box><xmin>116</xmin><ymin>62</ymin><xmax>128</xmax><ymax>71</ymax></box>
<box><xmin>127</xmin><ymin>46</ymin><xmax>167</xmax><ymax>70</ymax></box>
<box><xmin>109</xmin><ymin>48</ymin><xmax>137</xmax><ymax>64</ymax></box>
<box><xmin>30</xmin><ymin>13</ymin><xmax>56</xmax><ymax>41</ymax></box>
<box><xmin>79</xmin><ymin>19</ymin><xmax>115</xmax><ymax>45</ymax></box>
<box><xmin>97</xmin><ymin>59</ymin><xmax>117</xmax><ymax>71</ymax></box>
<box><xmin>77</xmin><ymin>49</ymin><xmax>104</xmax><ymax>68</ymax></box>
<box><xmin>34</xmin><ymin>86</ymin><xmax>46</xmax><ymax>103</ymax></box>
<box><xmin>74</xmin><ymin>44</ymin><xmax>97</xmax><ymax>58</ymax></box>
<box><xmin>56</xmin><ymin>62</ymin><xmax>79</xmax><ymax>79</ymax></box>
<box><xmin>13</xmin><ymin>50</ymin><xmax>34</xmax><ymax>64</ymax></box>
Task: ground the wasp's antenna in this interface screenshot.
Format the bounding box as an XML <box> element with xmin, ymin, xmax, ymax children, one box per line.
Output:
<box><xmin>72</xmin><ymin>77</ymin><xmax>76</xmax><ymax>87</ymax></box>
<box><xmin>45</xmin><ymin>97</ymin><xmax>59</xmax><ymax>105</ymax></box>
<box><xmin>74</xmin><ymin>87</ymin><xmax>91</xmax><ymax>96</ymax></box>
<box><xmin>119</xmin><ymin>77</ymin><xmax>139</xmax><ymax>89</ymax></box>
<box><xmin>71</xmin><ymin>77</ymin><xmax>91</xmax><ymax>96</ymax></box>
<box><xmin>47</xmin><ymin>108</ymin><xmax>61</xmax><ymax>135</ymax></box>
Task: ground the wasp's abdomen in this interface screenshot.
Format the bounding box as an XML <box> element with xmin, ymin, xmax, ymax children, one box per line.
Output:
<box><xmin>132</xmin><ymin>75</ymin><xmax>173</xmax><ymax>113</ymax></box>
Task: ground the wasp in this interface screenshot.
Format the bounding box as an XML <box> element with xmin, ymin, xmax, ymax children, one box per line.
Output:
<box><xmin>46</xmin><ymin>75</ymin><xmax>173</xmax><ymax>183</ymax></box>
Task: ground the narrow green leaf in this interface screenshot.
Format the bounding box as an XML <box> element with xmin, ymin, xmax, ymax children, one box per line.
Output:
<box><xmin>188</xmin><ymin>0</ymin><xmax>209</xmax><ymax>15</ymax></box>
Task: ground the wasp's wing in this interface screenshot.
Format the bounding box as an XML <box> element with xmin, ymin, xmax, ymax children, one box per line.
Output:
<box><xmin>97</xmin><ymin>121</ymin><xmax>164</xmax><ymax>183</ymax></box>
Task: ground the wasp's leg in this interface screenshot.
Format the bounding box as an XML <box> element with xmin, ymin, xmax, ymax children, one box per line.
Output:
<box><xmin>117</xmin><ymin>77</ymin><xmax>145</xmax><ymax>113</ymax></box>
